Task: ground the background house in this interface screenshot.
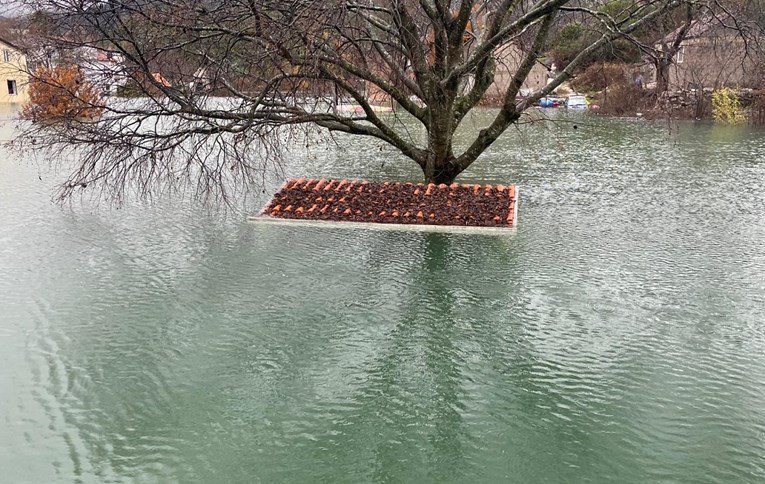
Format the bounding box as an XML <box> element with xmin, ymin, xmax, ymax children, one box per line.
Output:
<box><xmin>654</xmin><ymin>19</ymin><xmax>763</xmax><ymax>91</ymax></box>
<box><xmin>79</xmin><ymin>48</ymin><xmax>127</xmax><ymax>96</ymax></box>
<box><xmin>0</xmin><ymin>36</ymin><xmax>29</xmax><ymax>104</ymax></box>
<box><xmin>489</xmin><ymin>43</ymin><xmax>551</xmax><ymax>100</ymax></box>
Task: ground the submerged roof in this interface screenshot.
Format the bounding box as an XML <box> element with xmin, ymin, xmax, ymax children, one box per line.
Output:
<box><xmin>257</xmin><ymin>178</ymin><xmax>518</xmax><ymax>229</ymax></box>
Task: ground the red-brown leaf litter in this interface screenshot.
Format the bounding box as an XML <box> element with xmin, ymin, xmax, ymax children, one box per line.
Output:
<box><xmin>261</xmin><ymin>178</ymin><xmax>517</xmax><ymax>227</ymax></box>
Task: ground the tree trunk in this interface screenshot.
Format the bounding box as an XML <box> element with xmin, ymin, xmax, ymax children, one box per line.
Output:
<box><xmin>420</xmin><ymin>98</ymin><xmax>463</xmax><ymax>184</ymax></box>
<box><xmin>422</xmin><ymin>153</ymin><xmax>462</xmax><ymax>184</ymax></box>
<box><xmin>655</xmin><ymin>57</ymin><xmax>671</xmax><ymax>96</ymax></box>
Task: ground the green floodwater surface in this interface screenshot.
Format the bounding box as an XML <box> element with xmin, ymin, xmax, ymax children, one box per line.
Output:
<box><xmin>2</xmin><ymin>108</ymin><xmax>765</xmax><ymax>483</ymax></box>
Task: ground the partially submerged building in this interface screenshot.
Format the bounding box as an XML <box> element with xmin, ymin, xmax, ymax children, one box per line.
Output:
<box><xmin>654</xmin><ymin>18</ymin><xmax>763</xmax><ymax>91</ymax></box>
<box><xmin>0</xmin><ymin>36</ymin><xmax>29</xmax><ymax>104</ymax></box>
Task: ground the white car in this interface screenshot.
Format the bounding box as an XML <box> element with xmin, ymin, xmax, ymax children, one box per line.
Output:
<box><xmin>566</xmin><ymin>95</ymin><xmax>588</xmax><ymax>109</ymax></box>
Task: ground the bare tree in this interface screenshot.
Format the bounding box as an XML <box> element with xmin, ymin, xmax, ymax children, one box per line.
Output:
<box><xmin>11</xmin><ymin>0</ymin><xmax>716</xmax><ymax>201</ymax></box>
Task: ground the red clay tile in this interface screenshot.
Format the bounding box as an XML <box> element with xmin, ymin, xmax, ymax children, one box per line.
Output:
<box><xmin>262</xmin><ymin>178</ymin><xmax>518</xmax><ymax>228</ymax></box>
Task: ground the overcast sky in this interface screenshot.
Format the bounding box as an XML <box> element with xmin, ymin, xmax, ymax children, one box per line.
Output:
<box><xmin>0</xmin><ymin>1</ymin><xmax>26</xmax><ymax>17</ymax></box>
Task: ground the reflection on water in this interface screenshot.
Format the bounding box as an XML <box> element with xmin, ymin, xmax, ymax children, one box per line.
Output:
<box><xmin>2</xmin><ymin>110</ymin><xmax>765</xmax><ymax>483</ymax></box>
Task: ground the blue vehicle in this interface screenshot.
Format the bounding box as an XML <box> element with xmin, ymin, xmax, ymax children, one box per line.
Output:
<box><xmin>539</xmin><ymin>97</ymin><xmax>561</xmax><ymax>108</ymax></box>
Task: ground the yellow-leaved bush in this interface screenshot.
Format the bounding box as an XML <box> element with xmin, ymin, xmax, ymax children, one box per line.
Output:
<box><xmin>711</xmin><ymin>87</ymin><xmax>746</xmax><ymax>125</ymax></box>
<box><xmin>21</xmin><ymin>65</ymin><xmax>104</xmax><ymax>122</ymax></box>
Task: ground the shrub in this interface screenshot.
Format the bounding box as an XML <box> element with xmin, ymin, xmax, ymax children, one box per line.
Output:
<box><xmin>712</xmin><ymin>88</ymin><xmax>745</xmax><ymax>125</ymax></box>
<box><xmin>573</xmin><ymin>63</ymin><xmax>630</xmax><ymax>92</ymax></box>
<box><xmin>596</xmin><ymin>84</ymin><xmax>651</xmax><ymax>116</ymax></box>
<box><xmin>750</xmin><ymin>90</ymin><xmax>765</xmax><ymax>126</ymax></box>
<box><xmin>21</xmin><ymin>65</ymin><xmax>104</xmax><ymax>122</ymax></box>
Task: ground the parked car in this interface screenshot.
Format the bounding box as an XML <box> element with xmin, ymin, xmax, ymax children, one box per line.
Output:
<box><xmin>539</xmin><ymin>97</ymin><xmax>563</xmax><ymax>108</ymax></box>
<box><xmin>566</xmin><ymin>95</ymin><xmax>588</xmax><ymax>109</ymax></box>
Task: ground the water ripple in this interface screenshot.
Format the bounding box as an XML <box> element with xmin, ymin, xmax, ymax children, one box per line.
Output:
<box><xmin>3</xmin><ymin>113</ymin><xmax>765</xmax><ymax>482</ymax></box>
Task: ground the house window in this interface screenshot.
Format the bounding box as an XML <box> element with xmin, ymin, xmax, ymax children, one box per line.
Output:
<box><xmin>676</xmin><ymin>46</ymin><xmax>685</xmax><ymax>64</ymax></box>
<box><xmin>7</xmin><ymin>80</ymin><xmax>17</xmax><ymax>96</ymax></box>
<box><xmin>2</xmin><ymin>49</ymin><xmax>10</xmax><ymax>63</ymax></box>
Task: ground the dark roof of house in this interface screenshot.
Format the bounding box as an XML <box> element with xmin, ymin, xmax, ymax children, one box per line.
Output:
<box><xmin>658</xmin><ymin>14</ymin><xmax>744</xmax><ymax>45</ymax></box>
<box><xmin>0</xmin><ymin>35</ymin><xmax>22</xmax><ymax>51</ymax></box>
<box><xmin>260</xmin><ymin>178</ymin><xmax>518</xmax><ymax>228</ymax></box>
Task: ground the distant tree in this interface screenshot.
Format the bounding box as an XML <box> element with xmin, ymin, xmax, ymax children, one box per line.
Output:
<box><xmin>10</xmin><ymin>0</ymin><xmax>750</xmax><ymax>201</ymax></box>
<box><xmin>21</xmin><ymin>65</ymin><xmax>104</xmax><ymax>122</ymax></box>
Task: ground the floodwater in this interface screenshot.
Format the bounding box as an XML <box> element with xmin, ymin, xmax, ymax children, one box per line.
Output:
<box><xmin>2</xmin><ymin>108</ymin><xmax>765</xmax><ymax>483</ymax></box>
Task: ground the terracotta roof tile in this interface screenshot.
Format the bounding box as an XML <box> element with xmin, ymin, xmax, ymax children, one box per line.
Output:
<box><xmin>261</xmin><ymin>178</ymin><xmax>518</xmax><ymax>228</ymax></box>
